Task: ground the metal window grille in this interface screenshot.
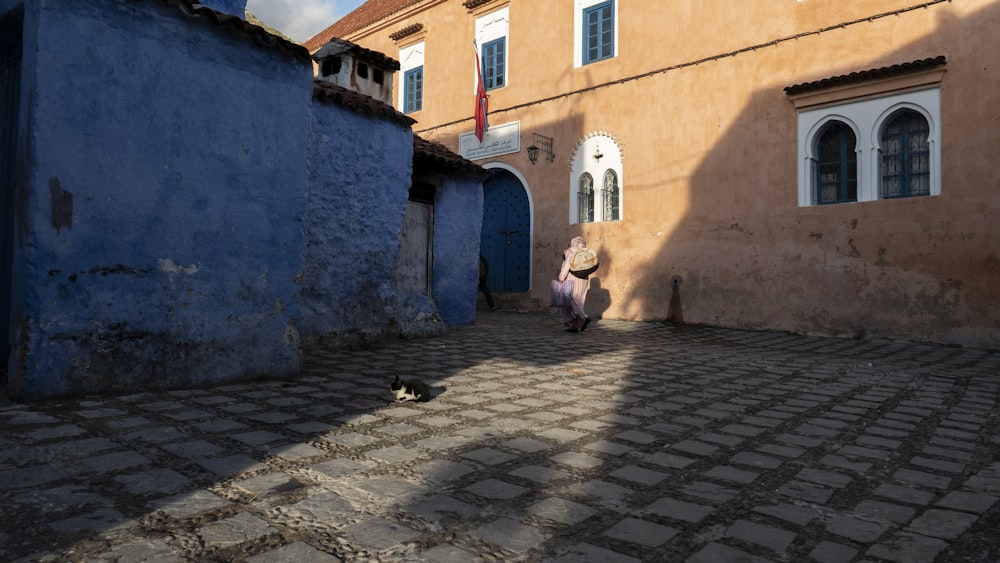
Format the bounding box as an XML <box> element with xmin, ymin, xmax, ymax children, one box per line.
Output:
<box><xmin>880</xmin><ymin>110</ymin><xmax>930</xmax><ymax>198</ymax></box>
<box><xmin>583</xmin><ymin>1</ymin><xmax>614</xmax><ymax>65</ymax></box>
<box><xmin>578</xmin><ymin>173</ymin><xmax>594</xmax><ymax>223</ymax></box>
<box><xmin>601</xmin><ymin>170</ymin><xmax>620</xmax><ymax>221</ymax></box>
<box><xmin>814</xmin><ymin>121</ymin><xmax>857</xmax><ymax>204</ymax></box>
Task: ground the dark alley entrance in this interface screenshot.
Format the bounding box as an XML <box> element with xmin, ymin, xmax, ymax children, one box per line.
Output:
<box><xmin>0</xmin><ymin>12</ymin><xmax>22</xmax><ymax>386</ymax></box>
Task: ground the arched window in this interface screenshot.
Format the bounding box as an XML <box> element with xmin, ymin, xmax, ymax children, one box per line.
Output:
<box><xmin>578</xmin><ymin>173</ymin><xmax>594</xmax><ymax>223</ymax></box>
<box><xmin>602</xmin><ymin>170</ymin><xmax>619</xmax><ymax>221</ymax></box>
<box><xmin>570</xmin><ymin>133</ymin><xmax>622</xmax><ymax>223</ymax></box>
<box><xmin>814</xmin><ymin>120</ymin><xmax>857</xmax><ymax>204</ymax></box>
<box><xmin>794</xmin><ymin>87</ymin><xmax>940</xmax><ymax>206</ymax></box>
<box><xmin>880</xmin><ymin>110</ymin><xmax>930</xmax><ymax>198</ymax></box>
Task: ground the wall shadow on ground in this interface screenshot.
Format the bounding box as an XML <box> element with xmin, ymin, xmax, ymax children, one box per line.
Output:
<box><xmin>3</xmin><ymin>312</ymin><xmax>1000</xmax><ymax>561</ymax></box>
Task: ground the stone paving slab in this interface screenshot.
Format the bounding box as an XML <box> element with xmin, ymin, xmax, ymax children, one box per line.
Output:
<box><xmin>0</xmin><ymin>313</ymin><xmax>998</xmax><ymax>562</ymax></box>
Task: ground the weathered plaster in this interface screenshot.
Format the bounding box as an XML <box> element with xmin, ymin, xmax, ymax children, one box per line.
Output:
<box><xmin>343</xmin><ymin>0</ymin><xmax>1000</xmax><ymax>349</ymax></box>
<box><xmin>428</xmin><ymin>173</ymin><xmax>484</xmax><ymax>326</ymax></box>
<box><xmin>300</xmin><ymin>105</ymin><xmax>414</xmax><ymax>347</ymax></box>
<box><xmin>6</xmin><ymin>0</ymin><xmax>312</xmax><ymax>399</ymax></box>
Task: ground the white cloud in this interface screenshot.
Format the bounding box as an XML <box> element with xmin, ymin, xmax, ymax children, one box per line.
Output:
<box><xmin>246</xmin><ymin>0</ymin><xmax>364</xmax><ymax>42</ymax></box>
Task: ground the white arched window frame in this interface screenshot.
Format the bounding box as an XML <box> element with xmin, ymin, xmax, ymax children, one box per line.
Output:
<box><xmin>796</xmin><ymin>87</ymin><xmax>940</xmax><ymax>206</ymax></box>
<box><xmin>570</xmin><ymin>134</ymin><xmax>623</xmax><ymax>224</ymax></box>
<box><xmin>873</xmin><ymin>102</ymin><xmax>936</xmax><ymax>199</ymax></box>
<box><xmin>804</xmin><ymin>115</ymin><xmax>862</xmax><ymax>205</ymax></box>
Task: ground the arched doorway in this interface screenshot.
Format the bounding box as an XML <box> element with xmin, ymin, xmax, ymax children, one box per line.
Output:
<box><xmin>480</xmin><ymin>168</ymin><xmax>530</xmax><ymax>292</ymax></box>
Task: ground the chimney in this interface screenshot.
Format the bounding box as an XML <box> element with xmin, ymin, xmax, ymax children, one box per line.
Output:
<box><xmin>313</xmin><ymin>39</ymin><xmax>400</xmax><ymax>106</ymax></box>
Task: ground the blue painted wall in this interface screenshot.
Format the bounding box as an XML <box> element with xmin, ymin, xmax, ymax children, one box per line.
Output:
<box><xmin>2</xmin><ymin>0</ymin><xmax>482</xmax><ymax>400</ymax></box>
<box><xmin>430</xmin><ymin>174</ymin><xmax>484</xmax><ymax>326</ymax></box>
<box><xmin>301</xmin><ymin>103</ymin><xmax>414</xmax><ymax>344</ymax></box>
<box><xmin>6</xmin><ymin>0</ymin><xmax>311</xmax><ymax>400</ymax></box>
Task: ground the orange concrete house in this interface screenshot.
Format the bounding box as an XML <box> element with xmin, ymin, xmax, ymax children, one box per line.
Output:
<box><xmin>307</xmin><ymin>0</ymin><xmax>999</xmax><ymax>349</ymax></box>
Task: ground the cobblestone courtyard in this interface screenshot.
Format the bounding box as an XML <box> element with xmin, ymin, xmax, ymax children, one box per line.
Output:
<box><xmin>1</xmin><ymin>313</ymin><xmax>998</xmax><ymax>562</ymax></box>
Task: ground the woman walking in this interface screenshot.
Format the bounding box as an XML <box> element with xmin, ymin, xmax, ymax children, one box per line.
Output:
<box><xmin>557</xmin><ymin>236</ymin><xmax>595</xmax><ymax>332</ymax></box>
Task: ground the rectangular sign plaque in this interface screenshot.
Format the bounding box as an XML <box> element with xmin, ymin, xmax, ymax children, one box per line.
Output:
<box><xmin>458</xmin><ymin>121</ymin><xmax>520</xmax><ymax>161</ymax></box>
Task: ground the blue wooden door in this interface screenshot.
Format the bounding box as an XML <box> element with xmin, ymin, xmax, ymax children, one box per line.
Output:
<box><xmin>481</xmin><ymin>170</ymin><xmax>530</xmax><ymax>291</ymax></box>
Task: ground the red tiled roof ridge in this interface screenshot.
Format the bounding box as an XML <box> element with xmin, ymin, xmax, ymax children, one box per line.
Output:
<box><xmin>304</xmin><ymin>0</ymin><xmax>425</xmax><ymax>52</ymax></box>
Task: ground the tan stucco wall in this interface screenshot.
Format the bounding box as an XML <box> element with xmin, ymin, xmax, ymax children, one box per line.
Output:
<box><xmin>334</xmin><ymin>0</ymin><xmax>999</xmax><ymax>348</ymax></box>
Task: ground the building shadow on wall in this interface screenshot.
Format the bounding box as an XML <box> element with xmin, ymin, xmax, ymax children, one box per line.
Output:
<box><xmin>621</xmin><ymin>4</ymin><xmax>986</xmax><ymax>343</ymax></box>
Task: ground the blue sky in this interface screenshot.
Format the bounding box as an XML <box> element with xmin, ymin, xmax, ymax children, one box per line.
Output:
<box><xmin>245</xmin><ymin>0</ymin><xmax>366</xmax><ymax>42</ymax></box>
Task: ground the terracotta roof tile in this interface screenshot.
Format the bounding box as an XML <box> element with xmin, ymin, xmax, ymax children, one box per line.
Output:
<box><xmin>304</xmin><ymin>0</ymin><xmax>424</xmax><ymax>52</ymax></box>
<box><xmin>414</xmin><ymin>135</ymin><xmax>488</xmax><ymax>177</ymax></box>
<box><xmin>312</xmin><ymin>80</ymin><xmax>416</xmax><ymax>127</ymax></box>
<box><xmin>159</xmin><ymin>0</ymin><xmax>311</xmax><ymax>64</ymax></box>
<box><xmin>784</xmin><ymin>56</ymin><xmax>946</xmax><ymax>96</ymax></box>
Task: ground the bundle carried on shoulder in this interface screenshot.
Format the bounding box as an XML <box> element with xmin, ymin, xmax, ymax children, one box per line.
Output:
<box><xmin>569</xmin><ymin>247</ymin><xmax>599</xmax><ymax>278</ymax></box>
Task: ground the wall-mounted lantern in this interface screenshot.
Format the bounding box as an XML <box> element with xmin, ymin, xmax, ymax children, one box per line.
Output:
<box><xmin>526</xmin><ymin>133</ymin><xmax>554</xmax><ymax>165</ymax></box>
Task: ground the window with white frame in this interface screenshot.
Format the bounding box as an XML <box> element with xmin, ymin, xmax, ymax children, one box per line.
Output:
<box><xmin>880</xmin><ymin>109</ymin><xmax>931</xmax><ymax>198</ymax></box>
<box><xmin>403</xmin><ymin>66</ymin><xmax>423</xmax><ymax>113</ymax></box>
<box><xmin>570</xmin><ymin>134</ymin><xmax>622</xmax><ymax>224</ymax></box>
<box><xmin>574</xmin><ymin>0</ymin><xmax>616</xmax><ymax>67</ymax></box>
<box><xmin>795</xmin><ymin>88</ymin><xmax>940</xmax><ymax>206</ymax></box>
<box><xmin>476</xmin><ymin>7</ymin><xmax>509</xmax><ymax>91</ymax></box>
<box><xmin>398</xmin><ymin>42</ymin><xmax>425</xmax><ymax>114</ymax></box>
<box><xmin>814</xmin><ymin>120</ymin><xmax>858</xmax><ymax>204</ymax></box>
<box><xmin>578</xmin><ymin>173</ymin><xmax>594</xmax><ymax>223</ymax></box>
<box><xmin>481</xmin><ymin>38</ymin><xmax>505</xmax><ymax>90</ymax></box>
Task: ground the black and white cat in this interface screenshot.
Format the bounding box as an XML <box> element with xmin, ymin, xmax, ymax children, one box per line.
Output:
<box><xmin>391</xmin><ymin>375</ymin><xmax>431</xmax><ymax>402</ymax></box>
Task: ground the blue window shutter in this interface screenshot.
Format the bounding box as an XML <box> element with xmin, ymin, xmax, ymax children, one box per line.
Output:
<box><xmin>404</xmin><ymin>66</ymin><xmax>423</xmax><ymax>113</ymax></box>
<box><xmin>482</xmin><ymin>38</ymin><xmax>506</xmax><ymax>90</ymax></box>
<box><xmin>583</xmin><ymin>1</ymin><xmax>614</xmax><ymax>65</ymax></box>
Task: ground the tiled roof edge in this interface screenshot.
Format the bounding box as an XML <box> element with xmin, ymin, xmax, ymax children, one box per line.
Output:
<box><xmin>304</xmin><ymin>0</ymin><xmax>425</xmax><ymax>52</ymax></box>
<box><xmin>785</xmin><ymin>56</ymin><xmax>946</xmax><ymax>96</ymax></box>
<box><xmin>312</xmin><ymin>80</ymin><xmax>416</xmax><ymax>127</ymax></box>
<box><xmin>414</xmin><ymin>134</ymin><xmax>489</xmax><ymax>177</ymax></box>
<box><xmin>158</xmin><ymin>0</ymin><xmax>312</xmax><ymax>64</ymax></box>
